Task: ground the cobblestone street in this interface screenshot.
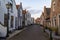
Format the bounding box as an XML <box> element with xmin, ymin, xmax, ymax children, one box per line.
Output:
<box><xmin>7</xmin><ymin>25</ymin><xmax>49</xmax><ymax>40</ymax></box>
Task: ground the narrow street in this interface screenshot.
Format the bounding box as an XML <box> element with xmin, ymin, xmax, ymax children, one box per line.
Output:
<box><xmin>7</xmin><ymin>25</ymin><xmax>49</xmax><ymax>40</ymax></box>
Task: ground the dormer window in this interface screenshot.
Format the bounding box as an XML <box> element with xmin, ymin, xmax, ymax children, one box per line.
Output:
<box><xmin>53</xmin><ymin>1</ymin><xmax>56</xmax><ymax>11</ymax></box>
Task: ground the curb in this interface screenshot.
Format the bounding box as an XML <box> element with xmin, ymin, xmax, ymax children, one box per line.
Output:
<box><xmin>6</xmin><ymin>28</ymin><xmax>26</xmax><ymax>40</ymax></box>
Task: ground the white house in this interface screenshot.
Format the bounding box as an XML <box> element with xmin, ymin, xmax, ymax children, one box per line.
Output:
<box><xmin>22</xmin><ymin>9</ymin><xmax>32</xmax><ymax>27</ymax></box>
<box><xmin>16</xmin><ymin>2</ymin><xmax>23</xmax><ymax>29</ymax></box>
<box><xmin>0</xmin><ymin>0</ymin><xmax>18</xmax><ymax>33</ymax></box>
<box><xmin>9</xmin><ymin>0</ymin><xmax>18</xmax><ymax>32</ymax></box>
<box><xmin>31</xmin><ymin>18</ymin><xmax>34</xmax><ymax>25</ymax></box>
<box><xmin>26</xmin><ymin>11</ymin><xmax>31</xmax><ymax>25</ymax></box>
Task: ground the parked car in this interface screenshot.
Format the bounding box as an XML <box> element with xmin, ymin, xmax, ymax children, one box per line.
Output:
<box><xmin>0</xmin><ymin>24</ymin><xmax>7</xmax><ymax>37</ymax></box>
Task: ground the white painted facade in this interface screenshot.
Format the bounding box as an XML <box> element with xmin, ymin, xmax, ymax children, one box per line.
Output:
<box><xmin>40</xmin><ymin>15</ymin><xmax>44</xmax><ymax>25</ymax></box>
<box><xmin>0</xmin><ymin>0</ymin><xmax>18</xmax><ymax>32</ymax></box>
<box><xmin>26</xmin><ymin>11</ymin><xmax>31</xmax><ymax>25</ymax></box>
<box><xmin>31</xmin><ymin>18</ymin><xmax>34</xmax><ymax>24</ymax></box>
<box><xmin>17</xmin><ymin>3</ymin><xmax>23</xmax><ymax>29</ymax></box>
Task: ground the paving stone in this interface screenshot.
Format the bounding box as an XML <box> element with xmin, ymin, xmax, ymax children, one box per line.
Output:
<box><xmin>7</xmin><ymin>25</ymin><xmax>49</xmax><ymax>40</ymax></box>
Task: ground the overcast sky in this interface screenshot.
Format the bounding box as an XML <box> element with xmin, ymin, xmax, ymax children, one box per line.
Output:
<box><xmin>15</xmin><ymin>0</ymin><xmax>51</xmax><ymax>19</ymax></box>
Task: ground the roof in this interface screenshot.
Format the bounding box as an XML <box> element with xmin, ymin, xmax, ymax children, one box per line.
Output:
<box><xmin>46</xmin><ymin>8</ymin><xmax>51</xmax><ymax>15</ymax></box>
<box><xmin>16</xmin><ymin>5</ymin><xmax>20</xmax><ymax>9</ymax></box>
<box><xmin>22</xmin><ymin>9</ymin><xmax>27</xmax><ymax>14</ymax></box>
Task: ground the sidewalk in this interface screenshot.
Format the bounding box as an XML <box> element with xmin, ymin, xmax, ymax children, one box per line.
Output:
<box><xmin>52</xmin><ymin>32</ymin><xmax>60</xmax><ymax>40</ymax></box>
<box><xmin>6</xmin><ymin>27</ymin><xmax>26</xmax><ymax>40</ymax></box>
<box><xmin>45</xmin><ymin>29</ymin><xmax>60</xmax><ymax>40</ymax></box>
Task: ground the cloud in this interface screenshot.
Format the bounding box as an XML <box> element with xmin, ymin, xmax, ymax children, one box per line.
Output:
<box><xmin>23</xmin><ymin>7</ymin><xmax>32</xmax><ymax>10</ymax></box>
<box><xmin>28</xmin><ymin>9</ymin><xmax>42</xmax><ymax>14</ymax></box>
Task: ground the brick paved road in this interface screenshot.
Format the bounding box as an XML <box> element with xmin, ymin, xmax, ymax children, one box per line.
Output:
<box><xmin>7</xmin><ymin>25</ymin><xmax>49</xmax><ymax>40</ymax></box>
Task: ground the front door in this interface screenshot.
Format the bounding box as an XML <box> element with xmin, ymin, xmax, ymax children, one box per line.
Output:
<box><xmin>4</xmin><ymin>14</ymin><xmax>8</xmax><ymax>27</ymax></box>
<box><xmin>10</xmin><ymin>16</ymin><xmax>14</xmax><ymax>28</ymax></box>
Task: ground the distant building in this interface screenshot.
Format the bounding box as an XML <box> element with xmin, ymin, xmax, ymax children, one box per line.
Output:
<box><xmin>22</xmin><ymin>9</ymin><xmax>32</xmax><ymax>26</ymax></box>
<box><xmin>35</xmin><ymin>18</ymin><xmax>41</xmax><ymax>24</ymax></box>
<box><xmin>31</xmin><ymin>18</ymin><xmax>34</xmax><ymax>24</ymax></box>
<box><xmin>26</xmin><ymin>11</ymin><xmax>31</xmax><ymax>25</ymax></box>
<box><xmin>40</xmin><ymin>12</ymin><xmax>45</xmax><ymax>26</ymax></box>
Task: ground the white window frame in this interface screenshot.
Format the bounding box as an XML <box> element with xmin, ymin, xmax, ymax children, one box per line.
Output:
<box><xmin>58</xmin><ymin>14</ymin><xmax>60</xmax><ymax>27</ymax></box>
<box><xmin>0</xmin><ymin>1</ymin><xmax>1</xmax><ymax>6</ymax></box>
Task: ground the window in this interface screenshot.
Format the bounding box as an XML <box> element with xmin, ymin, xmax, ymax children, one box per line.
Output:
<box><xmin>4</xmin><ymin>14</ymin><xmax>8</xmax><ymax>26</ymax></box>
<box><xmin>10</xmin><ymin>0</ymin><xmax>13</xmax><ymax>13</ymax></box>
<box><xmin>10</xmin><ymin>0</ymin><xmax>13</xmax><ymax>2</ymax></box>
<box><xmin>53</xmin><ymin>17</ymin><xmax>56</xmax><ymax>27</ymax></box>
<box><xmin>53</xmin><ymin>1</ymin><xmax>56</xmax><ymax>11</ymax></box>
<box><xmin>10</xmin><ymin>16</ymin><xmax>14</xmax><ymax>28</ymax></box>
<box><xmin>59</xmin><ymin>15</ymin><xmax>60</xmax><ymax>26</ymax></box>
<box><xmin>10</xmin><ymin>3</ymin><xmax>13</xmax><ymax>13</ymax></box>
<box><xmin>11</xmin><ymin>6</ymin><xmax>13</xmax><ymax>13</ymax></box>
<box><xmin>0</xmin><ymin>1</ymin><xmax>1</xmax><ymax>6</ymax></box>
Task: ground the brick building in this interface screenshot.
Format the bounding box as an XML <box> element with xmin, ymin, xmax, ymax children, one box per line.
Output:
<box><xmin>40</xmin><ymin>12</ymin><xmax>45</xmax><ymax>26</ymax></box>
<box><xmin>44</xmin><ymin>6</ymin><xmax>51</xmax><ymax>27</ymax></box>
<box><xmin>50</xmin><ymin>0</ymin><xmax>60</xmax><ymax>34</ymax></box>
<box><xmin>40</xmin><ymin>6</ymin><xmax>51</xmax><ymax>27</ymax></box>
<box><xmin>35</xmin><ymin>18</ymin><xmax>40</xmax><ymax>24</ymax></box>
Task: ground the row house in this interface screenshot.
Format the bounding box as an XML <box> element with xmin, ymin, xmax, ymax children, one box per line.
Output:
<box><xmin>0</xmin><ymin>0</ymin><xmax>17</xmax><ymax>36</ymax></box>
<box><xmin>40</xmin><ymin>12</ymin><xmax>45</xmax><ymax>26</ymax></box>
<box><xmin>16</xmin><ymin>3</ymin><xmax>32</xmax><ymax>28</ymax></box>
<box><xmin>26</xmin><ymin>11</ymin><xmax>32</xmax><ymax>25</ymax></box>
<box><xmin>31</xmin><ymin>18</ymin><xmax>34</xmax><ymax>25</ymax></box>
<box><xmin>22</xmin><ymin>9</ymin><xmax>27</xmax><ymax>27</ymax></box>
<box><xmin>16</xmin><ymin>2</ymin><xmax>23</xmax><ymax>29</ymax></box>
<box><xmin>22</xmin><ymin>9</ymin><xmax>32</xmax><ymax>26</ymax></box>
<box><xmin>40</xmin><ymin>6</ymin><xmax>51</xmax><ymax>28</ymax></box>
<box><xmin>50</xmin><ymin>0</ymin><xmax>60</xmax><ymax>34</ymax></box>
<box><xmin>44</xmin><ymin>6</ymin><xmax>51</xmax><ymax>27</ymax></box>
<box><xmin>40</xmin><ymin>0</ymin><xmax>60</xmax><ymax>35</ymax></box>
<box><xmin>0</xmin><ymin>0</ymin><xmax>17</xmax><ymax>30</ymax></box>
<box><xmin>35</xmin><ymin>18</ymin><xmax>41</xmax><ymax>24</ymax></box>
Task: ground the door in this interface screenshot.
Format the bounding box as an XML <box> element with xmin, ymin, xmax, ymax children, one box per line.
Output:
<box><xmin>4</xmin><ymin>14</ymin><xmax>8</xmax><ymax>27</ymax></box>
<box><xmin>10</xmin><ymin>16</ymin><xmax>14</xmax><ymax>28</ymax></box>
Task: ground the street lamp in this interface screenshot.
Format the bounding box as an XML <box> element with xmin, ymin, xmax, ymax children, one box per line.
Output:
<box><xmin>6</xmin><ymin>2</ymin><xmax>12</xmax><ymax>37</ymax></box>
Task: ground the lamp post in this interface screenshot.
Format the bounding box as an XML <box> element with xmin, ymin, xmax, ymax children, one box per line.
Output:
<box><xmin>6</xmin><ymin>2</ymin><xmax>12</xmax><ymax>37</ymax></box>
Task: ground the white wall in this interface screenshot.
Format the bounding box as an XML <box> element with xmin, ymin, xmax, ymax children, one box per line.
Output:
<box><xmin>0</xmin><ymin>0</ymin><xmax>18</xmax><ymax>31</ymax></box>
<box><xmin>17</xmin><ymin>3</ymin><xmax>23</xmax><ymax>28</ymax></box>
<box><xmin>0</xmin><ymin>0</ymin><xmax>7</xmax><ymax>25</ymax></box>
<box><xmin>26</xmin><ymin>11</ymin><xmax>31</xmax><ymax>25</ymax></box>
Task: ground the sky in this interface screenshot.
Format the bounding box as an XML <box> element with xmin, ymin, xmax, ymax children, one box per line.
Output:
<box><xmin>15</xmin><ymin>0</ymin><xmax>51</xmax><ymax>19</ymax></box>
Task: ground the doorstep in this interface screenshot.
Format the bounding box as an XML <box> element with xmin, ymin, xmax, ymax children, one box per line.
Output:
<box><xmin>45</xmin><ymin>29</ymin><xmax>50</xmax><ymax>35</ymax></box>
<box><xmin>45</xmin><ymin>29</ymin><xmax>51</xmax><ymax>38</ymax></box>
<box><xmin>6</xmin><ymin>27</ymin><xmax>26</xmax><ymax>40</ymax></box>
